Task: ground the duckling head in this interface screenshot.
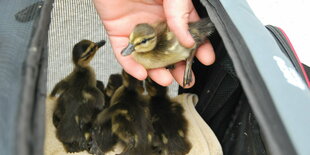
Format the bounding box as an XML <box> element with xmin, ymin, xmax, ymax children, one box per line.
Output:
<box><xmin>105</xmin><ymin>74</ymin><xmax>123</xmax><ymax>98</ymax></box>
<box><xmin>72</xmin><ymin>39</ymin><xmax>106</xmax><ymax>67</ymax></box>
<box><xmin>145</xmin><ymin>77</ymin><xmax>167</xmax><ymax>97</ymax></box>
<box><xmin>121</xmin><ymin>24</ymin><xmax>157</xmax><ymax>56</ymax></box>
<box><xmin>121</xmin><ymin>70</ymin><xmax>144</xmax><ymax>93</ymax></box>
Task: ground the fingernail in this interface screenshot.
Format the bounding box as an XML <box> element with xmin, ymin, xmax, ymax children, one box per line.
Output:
<box><xmin>182</xmin><ymin>82</ymin><xmax>194</xmax><ymax>89</ymax></box>
<box><xmin>130</xmin><ymin>68</ymin><xmax>147</xmax><ymax>81</ymax></box>
<box><xmin>136</xmin><ymin>71</ymin><xmax>147</xmax><ymax>80</ymax></box>
<box><xmin>182</xmin><ymin>72</ymin><xmax>195</xmax><ymax>89</ymax></box>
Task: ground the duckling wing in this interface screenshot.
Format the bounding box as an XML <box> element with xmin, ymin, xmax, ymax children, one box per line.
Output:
<box><xmin>94</xmin><ymin>103</ymin><xmax>128</xmax><ymax>124</ymax></box>
<box><xmin>52</xmin><ymin>98</ymin><xmax>65</xmax><ymax>128</ymax></box>
<box><xmin>132</xmin><ymin>48</ymin><xmax>190</xmax><ymax>69</ymax></box>
<box><xmin>50</xmin><ymin>80</ymin><xmax>69</xmax><ymax>97</ymax></box>
<box><xmin>55</xmin><ymin>110</ymin><xmax>87</xmax><ymax>152</ymax></box>
<box><xmin>83</xmin><ymin>87</ymin><xmax>105</xmax><ymax>110</ymax></box>
<box><xmin>150</xmin><ymin>99</ymin><xmax>190</xmax><ymax>155</ymax></box>
<box><xmin>90</xmin><ymin>116</ymin><xmax>117</xmax><ymax>154</ymax></box>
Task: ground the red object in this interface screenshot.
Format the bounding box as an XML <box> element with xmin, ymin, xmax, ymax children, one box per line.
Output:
<box><xmin>277</xmin><ymin>27</ymin><xmax>310</xmax><ymax>88</ymax></box>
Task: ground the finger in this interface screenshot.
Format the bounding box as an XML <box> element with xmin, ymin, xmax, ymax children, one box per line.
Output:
<box><xmin>163</xmin><ymin>0</ymin><xmax>198</xmax><ymax>48</ymax></box>
<box><xmin>188</xmin><ymin>7</ymin><xmax>200</xmax><ymax>22</ymax></box>
<box><xmin>109</xmin><ymin>36</ymin><xmax>148</xmax><ymax>80</ymax></box>
<box><xmin>148</xmin><ymin>68</ymin><xmax>174</xmax><ymax>86</ymax></box>
<box><xmin>170</xmin><ymin>62</ymin><xmax>195</xmax><ymax>88</ymax></box>
<box><xmin>195</xmin><ymin>40</ymin><xmax>216</xmax><ymax>66</ymax></box>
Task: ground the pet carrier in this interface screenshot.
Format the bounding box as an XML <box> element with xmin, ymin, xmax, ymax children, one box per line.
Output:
<box><xmin>0</xmin><ymin>0</ymin><xmax>309</xmax><ymax>155</ymax></box>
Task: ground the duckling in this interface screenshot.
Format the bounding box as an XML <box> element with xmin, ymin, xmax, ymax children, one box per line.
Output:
<box><xmin>89</xmin><ymin>74</ymin><xmax>123</xmax><ymax>155</ymax></box>
<box><xmin>97</xmin><ymin>70</ymin><xmax>155</xmax><ymax>155</ymax></box>
<box><xmin>121</xmin><ymin>18</ymin><xmax>215</xmax><ymax>86</ymax></box>
<box><xmin>50</xmin><ymin>39</ymin><xmax>106</xmax><ymax>152</ymax></box>
<box><xmin>96</xmin><ymin>80</ymin><xmax>105</xmax><ymax>93</ymax></box>
<box><xmin>145</xmin><ymin>78</ymin><xmax>191</xmax><ymax>155</ymax></box>
<box><xmin>52</xmin><ymin>80</ymin><xmax>105</xmax><ymax>132</ymax></box>
<box><xmin>89</xmin><ymin>111</ymin><xmax>118</xmax><ymax>155</ymax></box>
<box><xmin>104</xmin><ymin>73</ymin><xmax>123</xmax><ymax>107</ymax></box>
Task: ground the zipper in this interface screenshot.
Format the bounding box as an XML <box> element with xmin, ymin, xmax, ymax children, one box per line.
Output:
<box><xmin>266</xmin><ymin>25</ymin><xmax>310</xmax><ymax>87</ymax></box>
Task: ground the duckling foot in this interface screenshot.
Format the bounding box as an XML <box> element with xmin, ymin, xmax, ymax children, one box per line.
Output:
<box><xmin>183</xmin><ymin>58</ymin><xmax>194</xmax><ymax>87</ymax></box>
<box><xmin>183</xmin><ymin>69</ymin><xmax>192</xmax><ymax>87</ymax></box>
<box><xmin>89</xmin><ymin>139</ymin><xmax>104</xmax><ymax>155</ymax></box>
<box><xmin>63</xmin><ymin>141</ymin><xmax>84</xmax><ymax>153</ymax></box>
<box><xmin>183</xmin><ymin>49</ymin><xmax>196</xmax><ymax>87</ymax></box>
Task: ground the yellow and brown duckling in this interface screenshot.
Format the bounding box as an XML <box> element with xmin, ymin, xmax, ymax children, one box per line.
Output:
<box><xmin>89</xmin><ymin>74</ymin><xmax>123</xmax><ymax>155</ymax></box>
<box><xmin>96</xmin><ymin>80</ymin><xmax>105</xmax><ymax>94</ymax></box>
<box><xmin>89</xmin><ymin>111</ymin><xmax>118</xmax><ymax>155</ymax></box>
<box><xmin>50</xmin><ymin>39</ymin><xmax>106</xmax><ymax>152</ymax></box>
<box><xmin>103</xmin><ymin>73</ymin><xmax>123</xmax><ymax>107</ymax></box>
<box><xmin>121</xmin><ymin>18</ymin><xmax>215</xmax><ymax>86</ymax></box>
<box><xmin>96</xmin><ymin>70</ymin><xmax>155</xmax><ymax>155</ymax></box>
<box><xmin>145</xmin><ymin>78</ymin><xmax>191</xmax><ymax>155</ymax></box>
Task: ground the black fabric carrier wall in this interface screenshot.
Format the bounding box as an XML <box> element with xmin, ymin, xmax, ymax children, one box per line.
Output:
<box><xmin>0</xmin><ymin>0</ymin><xmax>310</xmax><ymax>155</ymax></box>
<box><xmin>180</xmin><ymin>0</ymin><xmax>310</xmax><ymax>155</ymax></box>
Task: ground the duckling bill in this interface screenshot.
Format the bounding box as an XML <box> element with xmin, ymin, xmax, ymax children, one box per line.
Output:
<box><xmin>50</xmin><ymin>39</ymin><xmax>106</xmax><ymax>152</ymax></box>
<box><xmin>121</xmin><ymin>18</ymin><xmax>215</xmax><ymax>86</ymax></box>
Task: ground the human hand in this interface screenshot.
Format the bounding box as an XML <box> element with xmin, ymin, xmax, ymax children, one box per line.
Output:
<box><xmin>93</xmin><ymin>0</ymin><xmax>215</xmax><ymax>88</ymax></box>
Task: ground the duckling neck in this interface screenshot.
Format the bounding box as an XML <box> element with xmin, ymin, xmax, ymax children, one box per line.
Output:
<box><xmin>72</xmin><ymin>65</ymin><xmax>96</xmax><ymax>86</ymax></box>
<box><xmin>74</xmin><ymin>65</ymin><xmax>91</xmax><ymax>71</ymax></box>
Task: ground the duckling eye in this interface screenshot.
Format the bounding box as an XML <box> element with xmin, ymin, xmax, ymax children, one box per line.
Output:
<box><xmin>141</xmin><ymin>39</ymin><xmax>148</xmax><ymax>44</ymax></box>
<box><xmin>137</xmin><ymin>36</ymin><xmax>155</xmax><ymax>45</ymax></box>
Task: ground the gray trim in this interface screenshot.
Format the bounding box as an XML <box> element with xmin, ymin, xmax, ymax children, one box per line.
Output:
<box><xmin>201</xmin><ymin>0</ymin><xmax>310</xmax><ymax>154</ymax></box>
<box><xmin>16</xmin><ymin>0</ymin><xmax>53</xmax><ymax>155</ymax></box>
<box><xmin>0</xmin><ymin>0</ymin><xmax>41</xmax><ymax>154</ymax></box>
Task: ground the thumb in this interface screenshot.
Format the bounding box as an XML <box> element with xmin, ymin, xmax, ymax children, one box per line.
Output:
<box><xmin>163</xmin><ymin>0</ymin><xmax>198</xmax><ymax>48</ymax></box>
